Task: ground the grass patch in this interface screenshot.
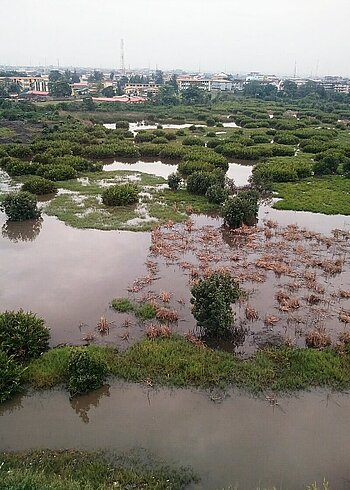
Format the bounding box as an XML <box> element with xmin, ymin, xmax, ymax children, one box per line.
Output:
<box><xmin>0</xmin><ymin>449</ymin><xmax>197</xmax><ymax>490</ymax></box>
<box><xmin>273</xmin><ymin>176</ymin><xmax>350</xmax><ymax>215</ymax></box>
<box><xmin>26</xmin><ymin>336</ymin><xmax>350</xmax><ymax>393</ymax></box>
<box><xmin>157</xmin><ymin>188</ymin><xmax>220</xmax><ymax>214</ymax></box>
<box><xmin>134</xmin><ymin>302</ymin><xmax>157</xmax><ymax>320</ymax></box>
<box><xmin>111</xmin><ymin>297</ymin><xmax>134</xmax><ymax>313</ymax></box>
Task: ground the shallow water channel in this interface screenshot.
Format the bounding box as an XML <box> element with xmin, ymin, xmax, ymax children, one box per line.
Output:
<box><xmin>1</xmin><ymin>383</ymin><xmax>350</xmax><ymax>489</ymax></box>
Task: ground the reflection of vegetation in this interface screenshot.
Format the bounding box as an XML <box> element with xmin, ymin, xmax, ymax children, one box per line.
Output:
<box><xmin>2</xmin><ymin>218</ymin><xmax>42</xmax><ymax>242</ymax></box>
<box><xmin>0</xmin><ymin>350</ymin><xmax>24</xmax><ymax>403</ymax></box>
<box><xmin>70</xmin><ymin>384</ymin><xmax>110</xmax><ymax>423</ymax></box>
<box><xmin>0</xmin><ymin>449</ymin><xmax>197</xmax><ymax>489</ymax></box>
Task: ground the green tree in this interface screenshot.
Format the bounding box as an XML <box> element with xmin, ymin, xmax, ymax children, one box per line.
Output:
<box><xmin>157</xmin><ymin>84</ymin><xmax>178</xmax><ymax>105</ymax></box>
<box><xmin>48</xmin><ymin>80</ymin><xmax>71</xmax><ymax>97</ymax></box>
<box><xmin>154</xmin><ymin>69</ymin><xmax>164</xmax><ymax>85</ymax></box>
<box><xmin>181</xmin><ymin>85</ymin><xmax>209</xmax><ymax>105</ymax></box>
<box><xmin>191</xmin><ymin>272</ymin><xmax>240</xmax><ymax>338</ymax></box>
<box><xmin>223</xmin><ymin>190</ymin><xmax>259</xmax><ymax>229</ymax></box>
<box><xmin>101</xmin><ymin>86</ymin><xmax>115</xmax><ymax>98</ymax></box>
<box><xmin>49</xmin><ymin>70</ymin><xmax>63</xmax><ymax>82</ymax></box>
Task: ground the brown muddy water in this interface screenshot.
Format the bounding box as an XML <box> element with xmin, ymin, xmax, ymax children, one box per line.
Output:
<box><xmin>1</xmin><ymin>383</ymin><xmax>350</xmax><ymax>489</ymax></box>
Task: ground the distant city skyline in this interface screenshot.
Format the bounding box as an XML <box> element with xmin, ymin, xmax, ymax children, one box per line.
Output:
<box><xmin>1</xmin><ymin>0</ymin><xmax>349</xmax><ymax>78</ymax></box>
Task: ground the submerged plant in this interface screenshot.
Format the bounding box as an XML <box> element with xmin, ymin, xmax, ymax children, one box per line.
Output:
<box><xmin>102</xmin><ymin>183</ymin><xmax>139</xmax><ymax>206</ymax></box>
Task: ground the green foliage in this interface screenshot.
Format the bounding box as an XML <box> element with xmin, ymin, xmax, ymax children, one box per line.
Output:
<box><xmin>0</xmin><ymin>309</ymin><xmax>49</xmax><ymax>362</ymax></box>
<box><xmin>167</xmin><ymin>172</ymin><xmax>181</xmax><ymax>190</ymax></box>
<box><xmin>135</xmin><ymin>302</ymin><xmax>157</xmax><ymax>320</ymax></box>
<box><xmin>182</xmin><ymin>136</ymin><xmax>205</xmax><ymax>146</ymax></box>
<box><xmin>22</xmin><ymin>176</ymin><xmax>57</xmax><ymax>195</ymax></box>
<box><xmin>38</xmin><ymin>164</ymin><xmax>78</xmax><ymax>181</ymax></box>
<box><xmin>102</xmin><ymin>183</ymin><xmax>139</xmax><ymax>206</ymax></box>
<box><xmin>0</xmin><ymin>350</ymin><xmax>23</xmax><ymax>403</ymax></box>
<box><xmin>252</xmin><ymin>157</ymin><xmax>313</xmax><ymax>183</ymax></box>
<box><xmin>0</xmin><ymin>449</ymin><xmax>196</xmax><ymax>490</ymax></box>
<box><xmin>111</xmin><ymin>297</ymin><xmax>134</xmax><ymax>313</ymax></box>
<box><xmin>178</xmin><ymin>160</ymin><xmax>214</xmax><ymax>177</ymax></box>
<box><xmin>191</xmin><ymin>272</ymin><xmax>241</xmax><ymax>338</ymax></box>
<box><xmin>54</xmin><ymin>155</ymin><xmax>102</xmax><ymax>172</ymax></box>
<box><xmin>138</xmin><ymin>143</ymin><xmax>162</xmax><ymax>157</ymax></box>
<box><xmin>159</xmin><ymin>145</ymin><xmax>185</xmax><ymax>160</ymax></box>
<box><xmin>186</xmin><ymin>171</ymin><xmax>220</xmax><ymax>195</ymax></box>
<box><xmin>205</xmin><ymin>184</ymin><xmax>229</xmax><ymax>204</ymax></box>
<box><xmin>67</xmin><ymin>348</ymin><xmax>108</xmax><ymax>395</ymax></box>
<box><xmin>223</xmin><ymin>190</ymin><xmax>259</xmax><ymax>229</ymax></box>
<box><xmin>81</xmin><ymin>143</ymin><xmax>140</xmax><ymax>159</ymax></box>
<box><xmin>313</xmin><ymin>150</ymin><xmax>345</xmax><ymax>175</ymax></box>
<box><xmin>0</xmin><ymin>191</ymin><xmax>41</xmax><ymax>221</ymax></box>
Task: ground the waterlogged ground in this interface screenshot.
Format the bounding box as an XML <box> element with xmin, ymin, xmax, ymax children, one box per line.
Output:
<box><xmin>1</xmin><ymin>383</ymin><xmax>350</xmax><ymax>489</ymax></box>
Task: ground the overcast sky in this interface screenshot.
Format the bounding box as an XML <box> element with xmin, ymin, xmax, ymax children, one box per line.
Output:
<box><xmin>0</xmin><ymin>0</ymin><xmax>349</xmax><ymax>76</ymax></box>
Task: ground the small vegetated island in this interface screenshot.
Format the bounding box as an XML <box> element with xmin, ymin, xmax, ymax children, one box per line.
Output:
<box><xmin>1</xmin><ymin>83</ymin><xmax>350</xmax><ymax>489</ymax></box>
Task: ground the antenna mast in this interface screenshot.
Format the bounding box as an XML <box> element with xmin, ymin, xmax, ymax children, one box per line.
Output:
<box><xmin>120</xmin><ymin>39</ymin><xmax>125</xmax><ymax>74</ymax></box>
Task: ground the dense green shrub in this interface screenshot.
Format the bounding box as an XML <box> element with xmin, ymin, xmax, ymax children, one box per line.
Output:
<box><xmin>251</xmin><ymin>134</ymin><xmax>271</xmax><ymax>144</ymax></box>
<box><xmin>0</xmin><ymin>309</ymin><xmax>49</xmax><ymax>362</ymax></box>
<box><xmin>39</xmin><ymin>164</ymin><xmax>77</xmax><ymax>181</ymax></box>
<box><xmin>54</xmin><ymin>156</ymin><xmax>102</xmax><ymax>172</ymax></box>
<box><xmin>0</xmin><ymin>191</ymin><xmax>41</xmax><ymax>221</ymax></box>
<box><xmin>138</xmin><ymin>143</ymin><xmax>162</xmax><ymax>157</ymax></box>
<box><xmin>205</xmin><ymin>184</ymin><xmax>229</xmax><ymax>204</ymax></box>
<box><xmin>167</xmin><ymin>172</ymin><xmax>182</xmax><ymax>190</ymax></box>
<box><xmin>187</xmin><ymin>171</ymin><xmax>219</xmax><ymax>195</ymax></box>
<box><xmin>22</xmin><ymin>177</ymin><xmax>57</xmax><ymax>195</ymax></box>
<box><xmin>114</xmin><ymin>120</ymin><xmax>129</xmax><ymax>129</ymax></box>
<box><xmin>67</xmin><ymin>348</ymin><xmax>108</xmax><ymax>395</ymax></box>
<box><xmin>4</xmin><ymin>161</ymin><xmax>36</xmax><ymax>176</ymax></box>
<box><xmin>313</xmin><ymin>150</ymin><xmax>345</xmax><ymax>175</ymax></box>
<box><xmin>178</xmin><ymin>160</ymin><xmax>214</xmax><ymax>177</ymax></box>
<box><xmin>81</xmin><ymin>143</ymin><xmax>140</xmax><ymax>159</ymax></box>
<box><xmin>151</xmin><ymin>136</ymin><xmax>168</xmax><ymax>145</ymax></box>
<box><xmin>223</xmin><ymin>190</ymin><xmax>259</xmax><ymax>229</ymax></box>
<box><xmin>191</xmin><ymin>272</ymin><xmax>240</xmax><ymax>338</ymax></box>
<box><xmin>176</xmin><ymin>129</ymin><xmax>185</xmax><ymax>136</ymax></box>
<box><xmin>274</xmin><ymin>132</ymin><xmax>299</xmax><ymax>145</ymax></box>
<box><xmin>0</xmin><ymin>350</ymin><xmax>23</xmax><ymax>403</ymax></box>
<box><xmin>183</xmin><ymin>147</ymin><xmax>228</xmax><ymax>169</ymax></box>
<box><xmin>182</xmin><ymin>136</ymin><xmax>205</xmax><ymax>147</ymax></box>
<box><xmin>252</xmin><ymin>157</ymin><xmax>313</xmax><ymax>183</ymax></box>
<box><xmin>159</xmin><ymin>145</ymin><xmax>185</xmax><ymax>160</ymax></box>
<box><xmin>102</xmin><ymin>183</ymin><xmax>139</xmax><ymax>206</ymax></box>
<box><xmin>165</xmin><ymin>132</ymin><xmax>176</xmax><ymax>141</ymax></box>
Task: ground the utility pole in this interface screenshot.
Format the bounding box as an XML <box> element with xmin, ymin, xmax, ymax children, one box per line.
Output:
<box><xmin>120</xmin><ymin>39</ymin><xmax>125</xmax><ymax>74</ymax></box>
<box><xmin>293</xmin><ymin>60</ymin><xmax>297</xmax><ymax>79</ymax></box>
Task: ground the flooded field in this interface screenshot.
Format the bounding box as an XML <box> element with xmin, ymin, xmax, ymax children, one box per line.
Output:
<box><xmin>1</xmin><ymin>383</ymin><xmax>350</xmax><ymax>489</ymax></box>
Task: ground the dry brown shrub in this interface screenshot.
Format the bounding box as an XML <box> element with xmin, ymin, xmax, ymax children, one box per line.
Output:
<box><xmin>264</xmin><ymin>315</ymin><xmax>280</xmax><ymax>326</ymax></box>
<box><xmin>184</xmin><ymin>332</ymin><xmax>206</xmax><ymax>348</ymax></box>
<box><xmin>305</xmin><ymin>328</ymin><xmax>331</xmax><ymax>349</ymax></box>
<box><xmin>155</xmin><ymin>306</ymin><xmax>179</xmax><ymax>323</ymax></box>
<box><xmin>97</xmin><ymin>316</ymin><xmax>110</xmax><ymax>334</ymax></box>
<box><xmin>307</xmin><ymin>294</ymin><xmax>322</xmax><ymax>305</ymax></box>
<box><xmin>338</xmin><ymin>331</ymin><xmax>350</xmax><ymax>344</ymax></box>
<box><xmin>339</xmin><ymin>290</ymin><xmax>350</xmax><ymax>299</ymax></box>
<box><xmin>245</xmin><ymin>305</ymin><xmax>259</xmax><ymax>321</ymax></box>
<box><xmin>82</xmin><ymin>333</ymin><xmax>95</xmax><ymax>342</ymax></box>
<box><xmin>159</xmin><ymin>290</ymin><xmax>171</xmax><ymax>303</ymax></box>
<box><xmin>146</xmin><ymin>324</ymin><xmax>171</xmax><ymax>339</ymax></box>
<box><xmin>339</xmin><ymin>311</ymin><xmax>350</xmax><ymax>324</ymax></box>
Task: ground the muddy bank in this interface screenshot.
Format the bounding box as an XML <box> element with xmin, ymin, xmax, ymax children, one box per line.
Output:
<box><xmin>1</xmin><ymin>383</ymin><xmax>350</xmax><ymax>489</ymax></box>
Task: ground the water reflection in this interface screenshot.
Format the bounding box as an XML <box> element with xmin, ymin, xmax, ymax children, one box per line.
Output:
<box><xmin>70</xmin><ymin>384</ymin><xmax>110</xmax><ymax>424</ymax></box>
<box><xmin>2</xmin><ymin>218</ymin><xmax>43</xmax><ymax>243</ymax></box>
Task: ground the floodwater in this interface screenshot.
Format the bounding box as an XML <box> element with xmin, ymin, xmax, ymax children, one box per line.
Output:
<box><xmin>103</xmin><ymin>159</ymin><xmax>254</xmax><ymax>187</ymax></box>
<box><xmin>105</xmin><ymin>120</ymin><xmax>239</xmax><ymax>135</ymax></box>
<box><xmin>1</xmin><ymin>383</ymin><xmax>350</xmax><ymax>489</ymax></box>
<box><xmin>0</xmin><ymin>213</ymin><xmax>151</xmax><ymax>347</ymax></box>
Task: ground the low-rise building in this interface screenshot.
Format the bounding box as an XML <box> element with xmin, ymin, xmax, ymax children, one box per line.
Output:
<box><xmin>0</xmin><ymin>76</ymin><xmax>49</xmax><ymax>92</ymax></box>
<box><xmin>124</xmin><ymin>83</ymin><xmax>160</xmax><ymax>96</ymax></box>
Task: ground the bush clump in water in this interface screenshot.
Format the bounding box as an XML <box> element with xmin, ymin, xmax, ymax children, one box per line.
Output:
<box><xmin>0</xmin><ymin>309</ymin><xmax>50</xmax><ymax>362</ymax></box>
<box><xmin>205</xmin><ymin>184</ymin><xmax>229</xmax><ymax>204</ymax></box>
<box><xmin>223</xmin><ymin>190</ymin><xmax>259</xmax><ymax>229</ymax></box>
<box><xmin>191</xmin><ymin>272</ymin><xmax>241</xmax><ymax>338</ymax></box>
<box><xmin>67</xmin><ymin>348</ymin><xmax>108</xmax><ymax>395</ymax></box>
<box><xmin>0</xmin><ymin>191</ymin><xmax>41</xmax><ymax>221</ymax></box>
<box><xmin>135</xmin><ymin>303</ymin><xmax>157</xmax><ymax>320</ymax></box>
<box><xmin>102</xmin><ymin>183</ymin><xmax>139</xmax><ymax>206</ymax></box>
<box><xmin>22</xmin><ymin>176</ymin><xmax>57</xmax><ymax>195</ymax></box>
<box><xmin>167</xmin><ymin>172</ymin><xmax>181</xmax><ymax>190</ymax></box>
<box><xmin>0</xmin><ymin>350</ymin><xmax>24</xmax><ymax>403</ymax></box>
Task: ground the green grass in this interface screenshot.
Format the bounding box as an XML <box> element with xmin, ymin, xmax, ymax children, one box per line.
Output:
<box><xmin>273</xmin><ymin>176</ymin><xmax>350</xmax><ymax>215</ymax></box>
<box><xmin>0</xmin><ymin>127</ymin><xmax>15</xmax><ymax>138</ymax></box>
<box><xmin>26</xmin><ymin>336</ymin><xmax>350</xmax><ymax>394</ymax></box>
<box><xmin>0</xmin><ymin>449</ymin><xmax>196</xmax><ymax>489</ymax></box>
<box><xmin>111</xmin><ymin>297</ymin><xmax>134</xmax><ymax>313</ymax></box>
